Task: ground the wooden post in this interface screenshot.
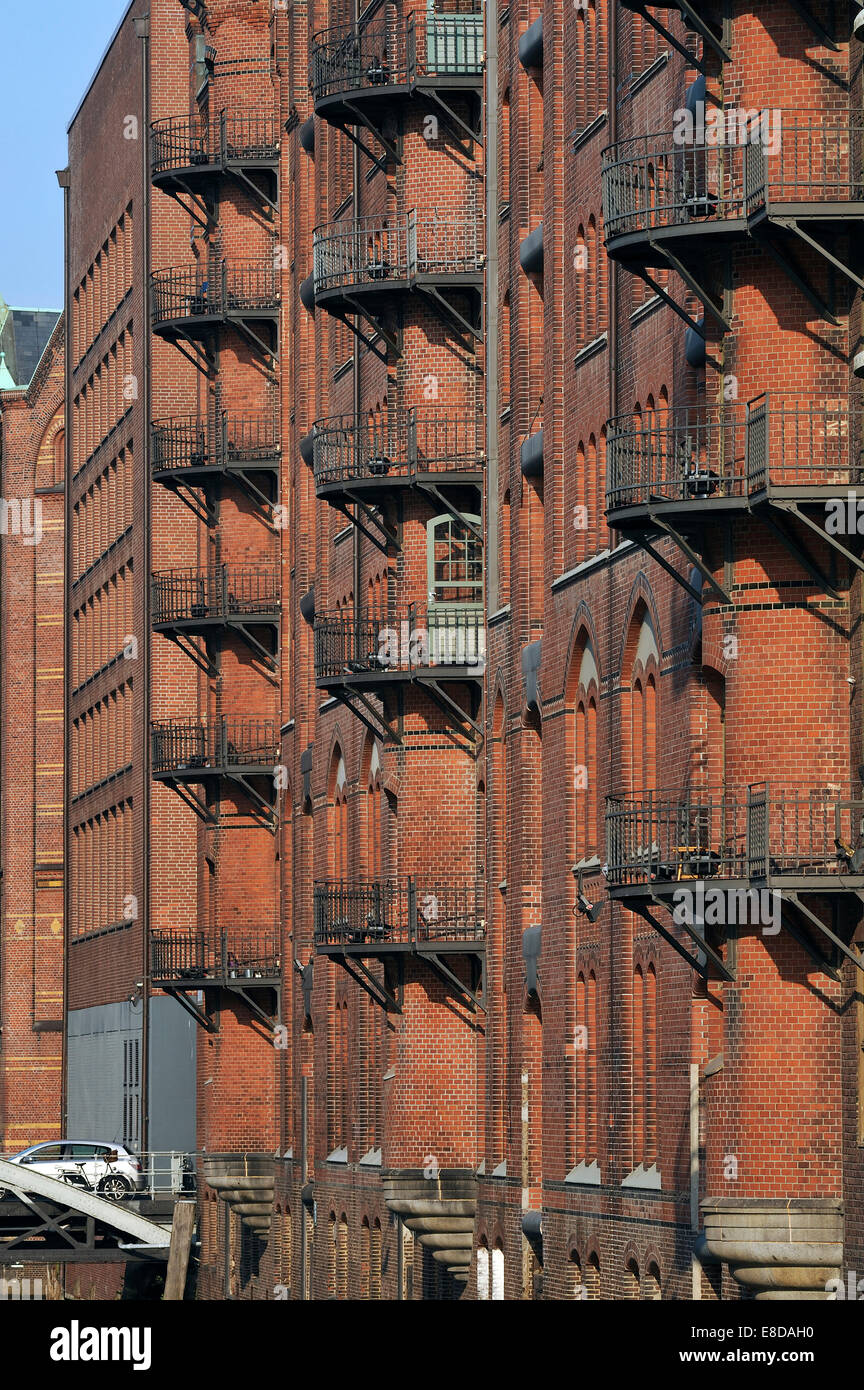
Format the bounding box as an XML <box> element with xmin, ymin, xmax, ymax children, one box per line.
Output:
<box><xmin>163</xmin><ymin>1200</ymin><xmax>196</xmax><ymax>1301</ymax></box>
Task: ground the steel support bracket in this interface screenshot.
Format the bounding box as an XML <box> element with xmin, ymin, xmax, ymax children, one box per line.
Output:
<box><xmin>752</xmin><ymin>228</ymin><xmax>839</xmax><ymax>326</ymax></box>
<box><xmin>422</xmin><ymin>950</ymin><xmax>487</xmax><ymax>1013</ymax></box>
<box><xmin>653</xmin><ymin>242</ymin><xmax>731</xmax><ymax>333</ymax></box>
<box><xmin>329</xmin><ymin>686</ymin><xmax>402</xmax><ymax>745</ymax></box>
<box><xmin>415</xmin><ymin>283</ymin><xmax>483</xmax><ymax>344</ymax></box>
<box><xmin>777</xmin><ymin>217</ymin><xmax>864</xmax><ymax>292</ymax></box>
<box><xmin>414</xmin><ymin>676</ymin><xmax>484</xmax><ymax>754</ymax></box>
<box><xmin>786</xmin><ymin>0</ymin><xmax>839</xmax><ymax>50</ymax></box>
<box><xmin>757</xmin><ymin>502</ymin><xmax>843</xmax><ymax>599</ymax></box>
<box><xmin>163</xmin><ymin>986</ymin><xmax>217</xmax><ymax>1032</ymax></box>
<box><xmin>335</xmin><ymin>952</ymin><xmax>403</xmax><ymax>1013</ymax></box>
<box><xmin>782</xmin><ymin>891</ymin><xmax>863</xmax><ymax>974</ymax></box>
<box><xmin>418</xmin><ymin>481</ymin><xmax>484</xmax><ymax>541</ymax></box>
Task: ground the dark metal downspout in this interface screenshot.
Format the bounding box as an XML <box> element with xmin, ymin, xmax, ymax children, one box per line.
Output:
<box><xmin>56</xmin><ymin>164</ymin><xmax>71</xmax><ymax>1137</ymax></box>
<box><xmin>485</xmin><ymin>1</ymin><xmax>499</xmax><ymax>609</ymax></box>
<box><xmin>135</xmin><ymin>14</ymin><xmax>153</xmax><ymax>1155</ymax></box>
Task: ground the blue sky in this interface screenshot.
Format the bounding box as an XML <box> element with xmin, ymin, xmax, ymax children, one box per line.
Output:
<box><xmin>0</xmin><ymin>0</ymin><xmax>133</xmax><ymax>310</ymax></box>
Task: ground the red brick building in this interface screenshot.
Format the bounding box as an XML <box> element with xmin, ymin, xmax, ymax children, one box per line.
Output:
<box><xmin>45</xmin><ymin>0</ymin><xmax>864</xmax><ymax>1300</ymax></box>
<box><xmin>0</xmin><ymin>316</ymin><xmax>65</xmax><ymax>1154</ymax></box>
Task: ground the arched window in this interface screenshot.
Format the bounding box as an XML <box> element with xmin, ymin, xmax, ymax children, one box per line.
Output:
<box><xmin>366</xmin><ymin>742</ymin><xmax>382</xmax><ymax>880</ymax></box>
<box><xmin>575</xmin><ymin>225</ymin><xmax>587</xmax><ymax>346</ymax></box>
<box><xmin>329</xmin><ymin>750</ymin><xmax>348</xmax><ymax>879</ymax></box>
<box><xmin>330</xmin><ymin>998</ymin><xmax>350</xmax><ymax>1152</ymax></box>
<box><xmin>360</xmin><ymin>1218</ymin><xmax>371</xmax><ymax>1298</ymax></box>
<box><xmin>570</xmin><ymin>1249</ymin><xmax>584</xmax><ymax>1300</ymax></box>
<box><xmin>586</xmin><ymin>434</ymin><xmax>598</xmax><ymax>558</ymax></box>
<box><xmin>370</xmin><ymin>1219</ymin><xmax>382</xmax><ymax>1300</ymax></box>
<box><xmin>626</xmin><ymin>609</ymin><xmax>659</xmax><ymax>792</ymax></box>
<box><xmin>572</xmin><ymin>640</ymin><xmax>599</xmax><ymax>855</ymax></box>
<box><xmin>53</xmin><ymin>428</ymin><xmax>65</xmax><ymax>486</ymax></box>
<box><xmin>499</xmin><ymin>489</ymin><xmax>511</xmax><ymax>605</ymax></box>
<box><xmin>336</xmin><ymin>1215</ymin><xmax>349</xmax><ymax>1299</ymax></box>
<box><xmin>585</xmin><ymin>1251</ymin><xmax>601</xmax><ymax>1300</ymax></box>
<box><xmin>491</xmin><ymin>1243</ymin><xmax>505</xmax><ymax>1300</ymax></box>
<box><xmin>427</xmin><ymin>513</ymin><xmax>483</xmax><ymax>607</ymax></box>
<box><xmin>477</xmin><ymin>1243</ymin><xmax>490</xmax><ymax>1300</ymax></box>
<box><xmin>624</xmin><ymin>1257</ymin><xmax>640</xmax><ymax>1300</ymax></box>
<box><xmin>644</xmin><ymin>1262</ymin><xmax>662</xmax><ymax>1300</ymax></box>
<box><xmin>327</xmin><ymin>1213</ymin><xmax>337</xmax><ymax>1294</ymax></box>
<box><xmin>633</xmin><ymin>961</ymin><xmax>658</xmax><ymax>1168</ymax></box>
<box><xmin>575</xmin><ymin>968</ymin><xmax>598</xmax><ymax>1164</ymax></box>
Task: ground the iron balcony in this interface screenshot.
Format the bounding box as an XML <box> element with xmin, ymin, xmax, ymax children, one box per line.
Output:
<box><xmin>151</xmin><ymin>413</ymin><xmax>280</xmax><ymax>515</ymax></box>
<box><xmin>601</xmin><ymin>115</ymin><xmax>864</xmax><ymax>261</ymax></box>
<box><xmin>310</xmin><ymin>8</ymin><xmax>483</xmax><ymax>120</ymax></box>
<box><xmin>150</xmin><ymin>261</ymin><xmax>280</xmax><ymax>341</ymax></box>
<box><xmin>151</xmin><ymin>565</ymin><xmax>280</xmax><ymax>671</ymax></box>
<box><xmin>314</xmin><ymin>604</ymin><xmax>485</xmax><ymax>687</ymax></box>
<box><xmin>312</xmin><ymin>211</ymin><xmax>483</xmax><ymax>306</ymax></box>
<box><xmin>605</xmin><ymin>783</ymin><xmax>864</xmax><ymax>893</ymax></box>
<box><xmin>151</xmin><ymin>718</ymin><xmax>279</xmax><ymax>779</ymax></box>
<box><xmin>152</xmin><ymin>566</ymin><xmax>280</xmax><ymax>629</ymax></box>
<box><xmin>151</xmin><ymin>928</ymin><xmax>280</xmax><ymax>988</ymax></box>
<box><xmin>313</xmin><ymin>878</ymin><xmax>484</xmax><ymax>951</ymax></box>
<box><xmin>606</xmin><ymin>396</ymin><xmax>864</xmax><ymax>528</ymax></box>
<box><xmin>311</xmin><ymin>408</ymin><xmax>484</xmax><ymax>501</ymax></box>
<box><xmin>151</xmin><ymin>928</ymin><xmax>281</xmax><ymax>1033</ymax></box>
<box><xmin>150</xmin><ymin>109</ymin><xmax>279</xmax><ymax>189</ymax></box>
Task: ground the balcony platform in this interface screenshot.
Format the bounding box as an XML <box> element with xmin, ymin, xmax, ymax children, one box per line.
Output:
<box><xmin>151</xmin><ymin>414</ymin><xmax>280</xmax><ymax>520</ymax></box>
<box><xmin>312</xmin><ymin>409</ymin><xmax>483</xmax><ymax>509</ymax></box>
<box><xmin>606</xmin><ymin>396</ymin><xmax>864</xmax><ymax>604</ymax></box>
<box><xmin>605</xmin><ymin>784</ymin><xmax>864</xmax><ymax>981</ymax></box>
<box><xmin>152</xmin><ymin>566</ymin><xmax>280</xmax><ymax>672</ymax></box>
<box><xmin>310</xmin><ymin>12</ymin><xmax>483</xmax><ymax>159</ymax></box>
<box><xmin>151</xmin><ymin>263</ymin><xmax>280</xmax><ymax>371</ymax></box>
<box><xmin>151</xmin><ymin>110</ymin><xmax>279</xmax><ymax>218</ymax></box>
<box><xmin>151</xmin><ymin>718</ymin><xmax>279</xmax><ymax>827</ymax></box>
<box><xmin>602</xmin><ymin>117</ymin><xmax>864</xmax><ymax>332</ymax></box>
<box><xmin>314</xmin><ymin>878</ymin><xmax>485</xmax><ymax>1013</ymax></box>
<box><xmin>151</xmin><ymin>930</ymin><xmax>280</xmax><ymax>1033</ymax></box>
<box><xmin>312</xmin><ymin>213</ymin><xmax>483</xmax><ymax>356</ymax></box>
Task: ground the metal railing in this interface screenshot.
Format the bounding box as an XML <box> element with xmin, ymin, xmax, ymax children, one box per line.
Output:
<box><xmin>151</xmin><ymin>109</ymin><xmax>279</xmax><ymax>175</ymax></box>
<box><xmin>606</xmin><ymin>784</ymin><xmax>864</xmax><ymax>886</ymax></box>
<box><xmin>314</xmin><ymin>603</ymin><xmax>485</xmax><ymax>679</ymax></box>
<box><xmin>151</xmin><ymin>262</ymin><xmax>280</xmax><ymax>327</ymax></box>
<box><xmin>151</xmin><ymin>413</ymin><xmax>280</xmax><ymax>475</ymax></box>
<box><xmin>606</xmin><ymin>403</ymin><xmax>747</xmax><ymax>511</ymax></box>
<box><xmin>312</xmin><ymin>408</ymin><xmax>484</xmax><ymax>488</ymax></box>
<box><xmin>310</xmin><ymin>7</ymin><xmax>483</xmax><ymax>100</ymax></box>
<box><xmin>313</xmin><ymin>212</ymin><xmax>482</xmax><ymax>295</ymax></box>
<box><xmin>606</xmin><ymin>397</ymin><xmax>864</xmax><ymax>511</ymax></box>
<box><xmin>152</xmin><ymin>566</ymin><xmax>280</xmax><ymax>625</ymax></box>
<box><xmin>151</xmin><ymin>718</ymin><xmax>279</xmax><ymax>775</ymax></box>
<box><xmin>151</xmin><ymin>928</ymin><xmax>280</xmax><ymax>982</ymax></box>
<box><xmin>314</xmin><ymin>878</ymin><xmax>484</xmax><ymax>947</ymax></box>
<box><xmin>0</xmin><ymin>1150</ymin><xmax>198</xmax><ymax>1200</ymax></box>
<box><xmin>745</xmin><ymin>395</ymin><xmax>864</xmax><ymax>492</ymax></box>
<box><xmin>602</xmin><ymin>116</ymin><xmax>864</xmax><ymax>240</ymax></box>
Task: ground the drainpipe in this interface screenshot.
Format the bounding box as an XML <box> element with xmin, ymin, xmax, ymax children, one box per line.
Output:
<box><xmin>56</xmin><ymin>164</ymin><xmax>71</xmax><ymax>1136</ymax></box>
<box><xmin>300</xmin><ymin>1074</ymin><xmax>308</xmax><ymax>1300</ymax></box>
<box><xmin>485</xmin><ymin>0</ymin><xmax>499</xmax><ymax>609</ymax></box>
<box><xmin>607</xmin><ymin>1</ymin><xmax>618</xmax><ymax>438</ymax></box>
<box><xmin>353</xmin><ymin>3</ymin><xmax>362</xmax><ymax>629</ymax></box>
<box><xmin>135</xmin><ymin>14</ymin><xmax>153</xmax><ymax>1156</ymax></box>
<box><xmin>690</xmin><ymin>1061</ymin><xmax>701</xmax><ymax>1299</ymax></box>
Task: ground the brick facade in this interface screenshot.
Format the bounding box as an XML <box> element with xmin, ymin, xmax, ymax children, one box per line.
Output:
<box><xmin>5</xmin><ymin>0</ymin><xmax>858</xmax><ymax>1301</ymax></box>
<box><xmin>0</xmin><ymin>318</ymin><xmax>65</xmax><ymax>1151</ymax></box>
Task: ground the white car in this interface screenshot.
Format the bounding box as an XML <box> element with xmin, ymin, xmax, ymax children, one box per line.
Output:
<box><xmin>0</xmin><ymin>1141</ymin><xmax>144</xmax><ymax>1201</ymax></box>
